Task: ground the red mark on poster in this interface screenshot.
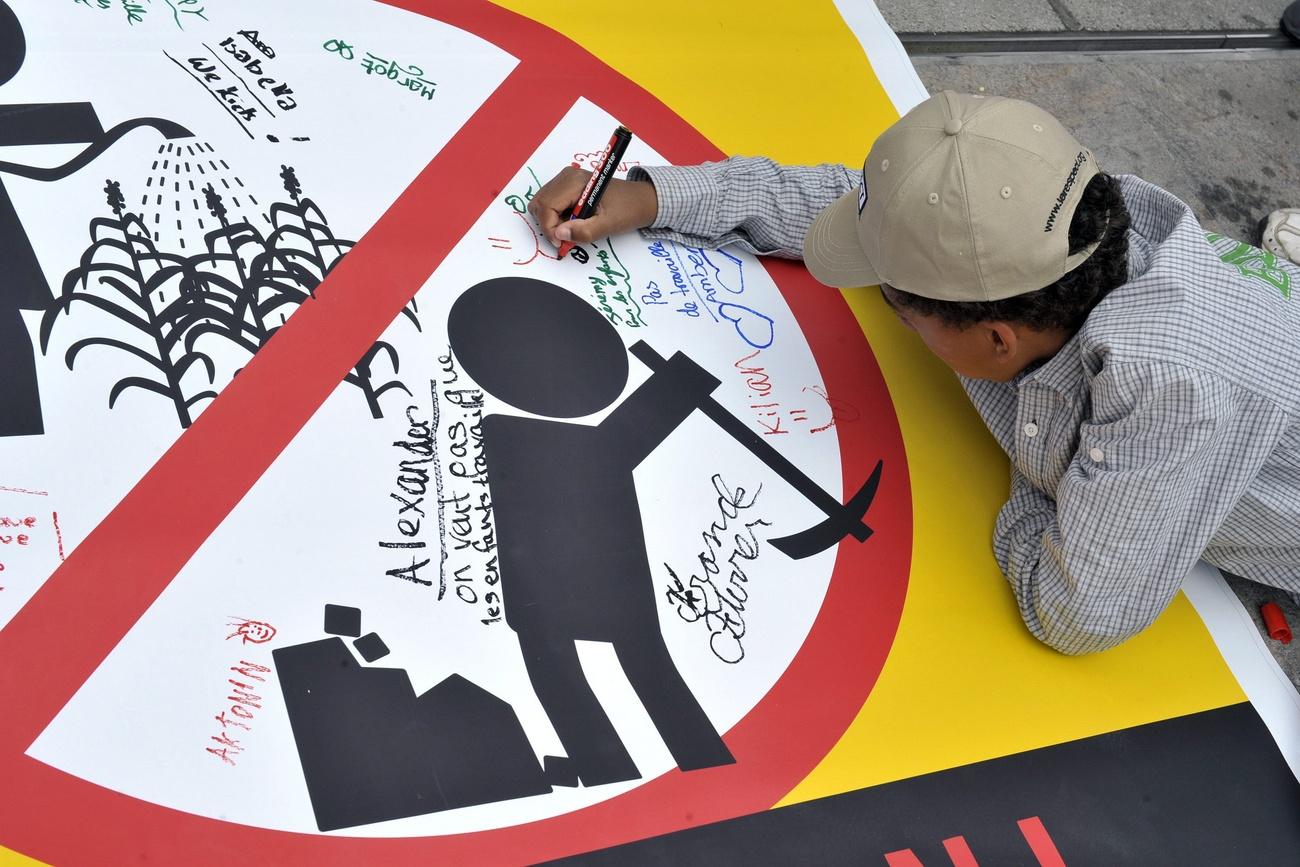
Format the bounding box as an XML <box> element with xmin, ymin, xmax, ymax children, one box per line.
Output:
<box><xmin>0</xmin><ymin>486</ymin><xmax>48</xmax><ymax>497</ymax></box>
<box><xmin>733</xmin><ymin>351</ymin><xmax>859</xmax><ymax>436</ymax></box>
<box><xmin>206</xmin><ymin>659</ymin><xmax>272</xmax><ymax>766</ymax></box>
<box><xmin>51</xmin><ymin>512</ymin><xmax>65</xmax><ymax>562</ymax></box>
<box><xmin>572</xmin><ymin>151</ymin><xmax>639</xmax><ymax>174</ymax></box>
<box><xmin>0</xmin><ymin>516</ymin><xmax>36</xmax><ymax>583</ymax></box>
<box><xmin>1017</xmin><ymin>816</ymin><xmax>1068</xmax><ymax>867</ymax></box>
<box><xmin>883</xmin><ymin>816</ymin><xmax>1068</xmax><ymax>866</ymax></box>
<box><xmin>941</xmin><ymin>836</ymin><xmax>980</xmax><ymax>867</ymax></box>
<box><xmin>226</xmin><ymin>618</ymin><xmax>277</xmax><ymax>644</ymax></box>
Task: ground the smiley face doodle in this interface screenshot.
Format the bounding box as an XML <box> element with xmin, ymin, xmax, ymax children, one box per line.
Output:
<box><xmin>226</xmin><ymin>618</ymin><xmax>278</xmax><ymax>645</ymax></box>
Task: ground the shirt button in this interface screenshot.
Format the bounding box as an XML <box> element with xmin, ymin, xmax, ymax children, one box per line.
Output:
<box><xmin>1023</xmin><ymin>422</ymin><xmax>1039</xmax><ymax>437</ymax></box>
<box><xmin>1088</xmin><ymin>447</ymin><xmax>1105</xmax><ymax>462</ymax></box>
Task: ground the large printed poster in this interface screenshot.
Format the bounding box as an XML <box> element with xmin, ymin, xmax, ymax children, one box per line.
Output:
<box><xmin>0</xmin><ymin>0</ymin><xmax>1297</xmax><ymax>864</ymax></box>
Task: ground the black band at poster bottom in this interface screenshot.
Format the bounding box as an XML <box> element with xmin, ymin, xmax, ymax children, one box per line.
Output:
<box><xmin>556</xmin><ymin>701</ymin><xmax>1300</xmax><ymax>865</ymax></box>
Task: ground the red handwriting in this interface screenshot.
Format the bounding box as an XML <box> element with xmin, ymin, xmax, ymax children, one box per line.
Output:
<box><xmin>802</xmin><ymin>384</ymin><xmax>862</xmax><ymax>434</ymax></box>
<box><xmin>884</xmin><ymin>815</ymin><xmax>1067</xmax><ymax>867</ymax></box>
<box><xmin>491</xmin><ymin>166</ymin><xmax>590</xmax><ymax>265</ymax></box>
<box><xmin>226</xmin><ymin>618</ymin><xmax>277</xmax><ymax>644</ymax></box>
<box><xmin>52</xmin><ymin>511</ymin><xmax>65</xmax><ymax>561</ymax></box>
<box><xmin>0</xmin><ymin>516</ymin><xmax>37</xmax><ymax>586</ymax></box>
<box><xmin>0</xmin><ymin>516</ymin><xmax>37</xmax><ymax>528</ymax></box>
<box><xmin>572</xmin><ymin>151</ymin><xmax>640</xmax><ymax>174</ymax></box>
<box><xmin>733</xmin><ymin>350</ymin><xmax>860</xmax><ymax>436</ymax></box>
<box><xmin>207</xmin><ymin>659</ymin><xmax>272</xmax><ymax>766</ymax></box>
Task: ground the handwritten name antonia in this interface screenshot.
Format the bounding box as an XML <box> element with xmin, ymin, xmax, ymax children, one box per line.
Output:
<box><xmin>207</xmin><ymin>658</ymin><xmax>272</xmax><ymax>766</ymax></box>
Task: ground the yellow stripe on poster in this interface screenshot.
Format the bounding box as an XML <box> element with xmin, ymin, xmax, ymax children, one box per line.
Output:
<box><xmin>495</xmin><ymin>0</ymin><xmax>1246</xmax><ymax>807</ymax></box>
<box><xmin>0</xmin><ymin>847</ymin><xmax>42</xmax><ymax>866</ymax></box>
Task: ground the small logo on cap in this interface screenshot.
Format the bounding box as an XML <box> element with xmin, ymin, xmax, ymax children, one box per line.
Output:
<box><xmin>857</xmin><ymin>164</ymin><xmax>869</xmax><ymax>217</ymax></box>
<box><xmin>1044</xmin><ymin>151</ymin><xmax>1088</xmax><ymax>233</ymax></box>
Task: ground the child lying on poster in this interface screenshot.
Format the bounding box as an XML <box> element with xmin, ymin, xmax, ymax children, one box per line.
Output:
<box><xmin>529</xmin><ymin>90</ymin><xmax>1300</xmax><ymax>656</ymax></box>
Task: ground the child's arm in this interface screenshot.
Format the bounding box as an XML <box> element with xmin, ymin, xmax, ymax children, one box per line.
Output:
<box><xmin>529</xmin><ymin>157</ymin><xmax>857</xmax><ymax>260</ymax></box>
<box><xmin>992</xmin><ymin>362</ymin><xmax>1290</xmax><ymax>655</ymax></box>
<box><xmin>630</xmin><ymin>157</ymin><xmax>857</xmax><ymax>259</ymax></box>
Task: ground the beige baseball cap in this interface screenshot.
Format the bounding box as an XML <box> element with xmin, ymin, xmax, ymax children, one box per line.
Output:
<box><xmin>803</xmin><ymin>90</ymin><xmax>1102</xmax><ymax>300</ymax></box>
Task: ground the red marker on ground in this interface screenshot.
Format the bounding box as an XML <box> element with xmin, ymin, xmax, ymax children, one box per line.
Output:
<box><xmin>558</xmin><ymin>124</ymin><xmax>633</xmax><ymax>259</ymax></box>
<box><xmin>1261</xmin><ymin>601</ymin><xmax>1293</xmax><ymax>644</ymax></box>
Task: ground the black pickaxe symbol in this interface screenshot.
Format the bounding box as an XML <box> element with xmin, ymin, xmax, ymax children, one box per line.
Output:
<box><xmin>630</xmin><ymin>341</ymin><xmax>883</xmax><ymax>560</ymax></box>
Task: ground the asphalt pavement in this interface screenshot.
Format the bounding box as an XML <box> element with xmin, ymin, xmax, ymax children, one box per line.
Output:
<box><xmin>871</xmin><ymin>0</ymin><xmax>1300</xmax><ymax>680</ymax></box>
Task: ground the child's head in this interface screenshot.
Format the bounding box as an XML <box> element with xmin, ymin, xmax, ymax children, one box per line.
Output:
<box><xmin>447</xmin><ymin>276</ymin><xmax>628</xmax><ymax>417</ymax></box>
<box><xmin>881</xmin><ymin>172</ymin><xmax>1130</xmax><ymax>381</ymax></box>
<box><xmin>803</xmin><ymin>91</ymin><xmax>1129</xmax><ymax>380</ymax></box>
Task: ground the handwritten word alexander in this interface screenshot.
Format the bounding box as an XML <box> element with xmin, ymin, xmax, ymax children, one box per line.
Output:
<box><xmin>323</xmin><ymin>39</ymin><xmax>436</xmax><ymax>101</ymax></box>
<box><xmin>379</xmin><ymin>406</ymin><xmax>436</xmax><ymax>588</ymax></box>
<box><xmin>664</xmin><ymin>475</ymin><xmax>771</xmax><ymax>664</ymax></box>
<box><xmin>207</xmin><ymin>658</ymin><xmax>272</xmax><ymax>766</ymax></box>
<box><xmin>733</xmin><ymin>350</ymin><xmax>860</xmax><ymax>436</ymax></box>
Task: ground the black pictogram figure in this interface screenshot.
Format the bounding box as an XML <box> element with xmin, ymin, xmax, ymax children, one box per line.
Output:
<box><xmin>448</xmin><ymin>276</ymin><xmax>739</xmax><ymax>787</ymax></box>
<box><xmin>274</xmin><ymin>605</ymin><xmax>553</xmax><ymax>831</ymax></box>
<box><xmin>448</xmin><ymin>277</ymin><xmax>885</xmax><ymax>788</ymax></box>
<box><xmin>0</xmin><ymin>0</ymin><xmax>192</xmax><ymax>437</ymax></box>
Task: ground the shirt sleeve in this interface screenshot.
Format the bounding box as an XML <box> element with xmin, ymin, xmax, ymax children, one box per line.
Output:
<box><xmin>628</xmin><ymin>157</ymin><xmax>857</xmax><ymax>259</ymax></box>
<box><xmin>994</xmin><ymin>361</ymin><xmax>1291</xmax><ymax>655</ymax></box>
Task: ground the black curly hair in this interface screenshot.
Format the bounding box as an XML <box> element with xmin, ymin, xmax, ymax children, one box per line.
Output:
<box><xmin>884</xmin><ymin>172</ymin><xmax>1131</xmax><ymax>332</ymax></box>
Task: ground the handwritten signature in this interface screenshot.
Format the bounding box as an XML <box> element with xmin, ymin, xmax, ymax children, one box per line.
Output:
<box><xmin>645</xmin><ymin>241</ymin><xmax>773</xmax><ymax>348</ymax></box>
<box><xmin>664</xmin><ymin>474</ymin><xmax>770</xmax><ymax>664</ymax></box>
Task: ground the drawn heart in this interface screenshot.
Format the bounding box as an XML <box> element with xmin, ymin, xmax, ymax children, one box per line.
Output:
<box><xmin>718</xmin><ymin>301</ymin><xmax>775</xmax><ymax>350</ymax></box>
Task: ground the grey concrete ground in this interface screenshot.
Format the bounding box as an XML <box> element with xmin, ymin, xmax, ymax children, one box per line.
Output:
<box><xmin>912</xmin><ymin>51</ymin><xmax>1300</xmax><ymax>243</ymax></box>
<box><xmin>878</xmin><ymin>0</ymin><xmax>1290</xmax><ymax>33</ymax></box>
<box><xmin>872</xmin><ymin>1</ymin><xmax>1300</xmax><ymax>682</ymax></box>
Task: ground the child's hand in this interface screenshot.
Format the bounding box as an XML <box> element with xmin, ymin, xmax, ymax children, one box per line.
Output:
<box><xmin>529</xmin><ymin>165</ymin><xmax>659</xmax><ymax>250</ymax></box>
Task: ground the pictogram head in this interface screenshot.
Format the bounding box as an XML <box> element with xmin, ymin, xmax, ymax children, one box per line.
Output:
<box><xmin>447</xmin><ymin>276</ymin><xmax>628</xmax><ymax>418</ymax></box>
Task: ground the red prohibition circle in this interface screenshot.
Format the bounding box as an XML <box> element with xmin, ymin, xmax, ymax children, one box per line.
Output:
<box><xmin>0</xmin><ymin>1</ymin><xmax>911</xmax><ymax>863</ymax></box>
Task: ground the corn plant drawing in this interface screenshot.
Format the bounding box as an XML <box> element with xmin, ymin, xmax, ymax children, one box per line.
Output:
<box><xmin>41</xmin><ymin>166</ymin><xmax>420</xmax><ymax>427</ymax></box>
<box><xmin>40</xmin><ymin>179</ymin><xmax>217</xmax><ymax>427</ymax></box>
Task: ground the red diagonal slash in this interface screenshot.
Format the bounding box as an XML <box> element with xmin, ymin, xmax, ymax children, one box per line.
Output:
<box><xmin>0</xmin><ymin>1</ymin><xmax>910</xmax><ymax>864</ymax></box>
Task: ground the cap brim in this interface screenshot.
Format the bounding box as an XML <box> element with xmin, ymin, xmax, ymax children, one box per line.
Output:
<box><xmin>802</xmin><ymin>187</ymin><xmax>881</xmax><ymax>289</ymax></box>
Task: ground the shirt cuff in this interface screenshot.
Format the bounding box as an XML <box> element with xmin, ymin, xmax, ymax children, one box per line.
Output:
<box><xmin>628</xmin><ymin>163</ymin><xmax>720</xmax><ymax>234</ymax></box>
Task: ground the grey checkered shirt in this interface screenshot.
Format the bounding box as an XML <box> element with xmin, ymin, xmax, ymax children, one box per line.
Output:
<box><xmin>632</xmin><ymin>158</ymin><xmax>1300</xmax><ymax>655</ymax></box>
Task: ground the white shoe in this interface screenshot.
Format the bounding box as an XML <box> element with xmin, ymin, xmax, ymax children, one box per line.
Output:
<box><xmin>1261</xmin><ymin>208</ymin><xmax>1300</xmax><ymax>266</ymax></box>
